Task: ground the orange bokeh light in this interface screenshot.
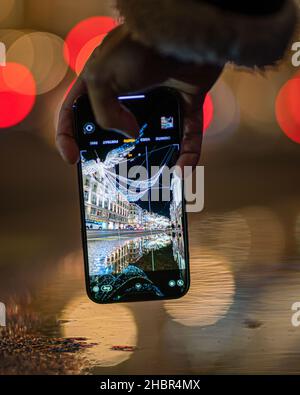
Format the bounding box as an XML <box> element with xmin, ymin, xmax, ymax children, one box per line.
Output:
<box><xmin>276</xmin><ymin>77</ymin><xmax>300</xmax><ymax>144</ymax></box>
<box><xmin>0</xmin><ymin>62</ymin><xmax>36</xmax><ymax>128</ymax></box>
<box><xmin>203</xmin><ymin>94</ymin><xmax>214</xmax><ymax>133</ymax></box>
<box><xmin>75</xmin><ymin>34</ymin><xmax>107</xmax><ymax>75</ymax></box>
<box><xmin>64</xmin><ymin>16</ymin><xmax>117</xmax><ymax>74</ymax></box>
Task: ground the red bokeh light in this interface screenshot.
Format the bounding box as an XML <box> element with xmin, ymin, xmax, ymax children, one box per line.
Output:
<box><xmin>276</xmin><ymin>77</ymin><xmax>300</xmax><ymax>144</ymax></box>
<box><xmin>75</xmin><ymin>34</ymin><xmax>107</xmax><ymax>75</ymax></box>
<box><xmin>203</xmin><ymin>94</ymin><xmax>214</xmax><ymax>133</ymax></box>
<box><xmin>64</xmin><ymin>16</ymin><xmax>117</xmax><ymax>74</ymax></box>
<box><xmin>0</xmin><ymin>62</ymin><xmax>36</xmax><ymax>128</ymax></box>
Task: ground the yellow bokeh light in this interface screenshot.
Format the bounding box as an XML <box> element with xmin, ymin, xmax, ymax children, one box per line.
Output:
<box><xmin>165</xmin><ymin>249</ymin><xmax>235</xmax><ymax>327</ymax></box>
<box><xmin>188</xmin><ymin>211</ymin><xmax>251</xmax><ymax>271</ymax></box>
<box><xmin>0</xmin><ymin>29</ymin><xmax>26</xmax><ymax>49</ymax></box>
<box><xmin>0</xmin><ymin>0</ymin><xmax>15</xmax><ymax>23</ymax></box>
<box><xmin>240</xmin><ymin>206</ymin><xmax>285</xmax><ymax>267</ymax></box>
<box><xmin>205</xmin><ymin>80</ymin><xmax>240</xmax><ymax>143</ymax></box>
<box><xmin>62</xmin><ymin>296</ymin><xmax>137</xmax><ymax>368</ymax></box>
<box><xmin>226</xmin><ymin>64</ymin><xmax>294</xmax><ymax>132</ymax></box>
<box><xmin>7</xmin><ymin>32</ymin><xmax>68</xmax><ymax>94</ymax></box>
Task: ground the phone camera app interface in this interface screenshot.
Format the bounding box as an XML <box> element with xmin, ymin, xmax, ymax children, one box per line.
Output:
<box><xmin>76</xmin><ymin>90</ymin><xmax>189</xmax><ymax>303</ymax></box>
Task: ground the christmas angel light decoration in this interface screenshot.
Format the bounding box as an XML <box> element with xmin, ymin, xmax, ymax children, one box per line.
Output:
<box><xmin>82</xmin><ymin>124</ymin><xmax>176</xmax><ymax>202</ymax></box>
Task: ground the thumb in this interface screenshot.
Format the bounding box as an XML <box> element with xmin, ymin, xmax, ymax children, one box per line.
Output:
<box><xmin>176</xmin><ymin>93</ymin><xmax>204</xmax><ymax>171</ymax></box>
<box><xmin>83</xmin><ymin>69</ymin><xmax>140</xmax><ymax>139</ymax></box>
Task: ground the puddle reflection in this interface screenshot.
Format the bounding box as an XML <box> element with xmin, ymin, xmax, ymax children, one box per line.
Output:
<box><xmin>1</xmin><ymin>201</ymin><xmax>300</xmax><ymax>374</ymax></box>
<box><xmin>62</xmin><ymin>297</ymin><xmax>137</xmax><ymax>369</ymax></box>
<box><xmin>165</xmin><ymin>249</ymin><xmax>235</xmax><ymax>327</ymax></box>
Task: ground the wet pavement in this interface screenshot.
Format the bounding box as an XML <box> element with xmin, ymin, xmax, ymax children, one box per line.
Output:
<box><xmin>0</xmin><ymin>132</ymin><xmax>300</xmax><ymax>374</ymax></box>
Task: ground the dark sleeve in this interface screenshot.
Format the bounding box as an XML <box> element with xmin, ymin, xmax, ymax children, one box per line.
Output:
<box><xmin>116</xmin><ymin>0</ymin><xmax>298</xmax><ymax>67</ymax></box>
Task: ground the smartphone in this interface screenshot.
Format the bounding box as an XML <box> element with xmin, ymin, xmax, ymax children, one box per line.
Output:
<box><xmin>73</xmin><ymin>87</ymin><xmax>189</xmax><ymax>303</ymax></box>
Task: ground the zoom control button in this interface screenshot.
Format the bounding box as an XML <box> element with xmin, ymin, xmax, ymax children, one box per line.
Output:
<box><xmin>83</xmin><ymin>122</ymin><xmax>96</xmax><ymax>135</ymax></box>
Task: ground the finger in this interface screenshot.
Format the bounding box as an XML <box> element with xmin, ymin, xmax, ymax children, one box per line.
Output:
<box><xmin>56</xmin><ymin>77</ymin><xmax>86</xmax><ymax>164</ymax></box>
<box><xmin>176</xmin><ymin>96</ymin><xmax>204</xmax><ymax>172</ymax></box>
<box><xmin>82</xmin><ymin>24</ymin><xmax>170</xmax><ymax>139</ymax></box>
<box><xmin>88</xmin><ymin>82</ymin><xmax>140</xmax><ymax>138</ymax></box>
<box><xmin>176</xmin><ymin>120</ymin><xmax>203</xmax><ymax>171</ymax></box>
<box><xmin>83</xmin><ymin>61</ymin><xmax>140</xmax><ymax>139</ymax></box>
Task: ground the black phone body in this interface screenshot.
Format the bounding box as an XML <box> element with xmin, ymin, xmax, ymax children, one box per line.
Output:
<box><xmin>73</xmin><ymin>87</ymin><xmax>189</xmax><ymax>303</ymax></box>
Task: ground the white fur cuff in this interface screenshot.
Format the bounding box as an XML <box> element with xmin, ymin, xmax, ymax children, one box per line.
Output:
<box><xmin>117</xmin><ymin>0</ymin><xmax>298</xmax><ymax>67</ymax></box>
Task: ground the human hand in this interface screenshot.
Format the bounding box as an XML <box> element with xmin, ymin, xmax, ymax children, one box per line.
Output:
<box><xmin>56</xmin><ymin>25</ymin><xmax>223</xmax><ymax>169</ymax></box>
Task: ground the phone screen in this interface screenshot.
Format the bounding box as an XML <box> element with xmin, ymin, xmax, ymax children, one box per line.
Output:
<box><xmin>74</xmin><ymin>88</ymin><xmax>189</xmax><ymax>303</ymax></box>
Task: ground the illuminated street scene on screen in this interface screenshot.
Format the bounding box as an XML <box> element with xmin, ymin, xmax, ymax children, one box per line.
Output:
<box><xmin>80</xmin><ymin>128</ymin><xmax>186</xmax><ymax>301</ymax></box>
